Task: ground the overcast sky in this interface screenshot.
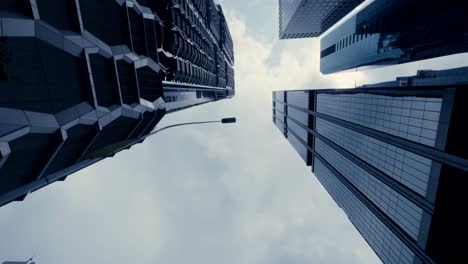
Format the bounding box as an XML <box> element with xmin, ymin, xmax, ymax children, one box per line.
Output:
<box><xmin>2</xmin><ymin>0</ymin><xmax>468</xmax><ymax>263</ymax></box>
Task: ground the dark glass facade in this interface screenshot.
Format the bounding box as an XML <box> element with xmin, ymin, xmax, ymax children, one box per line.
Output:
<box><xmin>278</xmin><ymin>0</ymin><xmax>364</xmax><ymax>39</ymax></box>
<box><xmin>272</xmin><ymin>67</ymin><xmax>468</xmax><ymax>264</ymax></box>
<box><xmin>320</xmin><ymin>0</ymin><xmax>468</xmax><ymax>74</ymax></box>
<box><xmin>0</xmin><ymin>0</ymin><xmax>234</xmax><ymax>206</ymax></box>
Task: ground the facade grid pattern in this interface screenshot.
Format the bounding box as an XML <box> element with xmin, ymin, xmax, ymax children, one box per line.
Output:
<box><xmin>287</xmin><ymin>118</ymin><xmax>308</xmax><ymax>142</ymax></box>
<box><xmin>279</xmin><ymin>0</ymin><xmax>303</xmax><ymax>34</ymax></box>
<box><xmin>316</xmin><ymin>93</ymin><xmax>443</xmax><ymax>147</ymax></box>
<box><xmin>315</xmin><ymin>139</ymin><xmax>424</xmax><ymax>240</ymax></box>
<box><xmin>287</xmin><ymin>130</ymin><xmax>309</xmax><ymax>162</ymax></box>
<box><xmin>279</xmin><ymin>0</ymin><xmax>365</xmax><ymax>39</ymax></box>
<box><xmin>287</xmin><ymin>90</ymin><xmax>309</xmax><ymax>108</ymax></box>
<box><xmin>275</xmin><ymin>111</ymin><xmax>286</xmax><ymax>124</ymax></box>
<box><xmin>287</xmin><ymin>106</ymin><xmax>309</xmax><ymax>126</ymax></box>
<box><xmin>314</xmin><ymin>159</ymin><xmax>417</xmax><ymax>264</ymax></box>
<box><xmin>274</xmin><ymin>68</ymin><xmax>468</xmax><ymax>264</ymax></box>
<box><xmin>316</xmin><ymin>118</ymin><xmax>433</xmax><ymax>196</ymax></box>
<box><xmin>274</xmin><ymin>116</ymin><xmax>285</xmax><ymax>133</ymax></box>
<box><xmin>275</xmin><ymin>91</ymin><xmax>285</xmax><ymax>103</ymax></box>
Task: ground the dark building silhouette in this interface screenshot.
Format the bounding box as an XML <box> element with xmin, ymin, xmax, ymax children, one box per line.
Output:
<box><xmin>279</xmin><ymin>0</ymin><xmax>364</xmax><ymax>39</ymax></box>
<box><xmin>272</xmin><ymin>67</ymin><xmax>468</xmax><ymax>264</ymax></box>
<box><xmin>320</xmin><ymin>0</ymin><xmax>468</xmax><ymax>74</ymax></box>
<box><xmin>0</xmin><ymin>0</ymin><xmax>234</xmax><ymax>206</ymax></box>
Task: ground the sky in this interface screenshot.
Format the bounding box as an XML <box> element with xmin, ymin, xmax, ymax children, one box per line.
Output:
<box><xmin>1</xmin><ymin>0</ymin><xmax>468</xmax><ymax>263</ymax></box>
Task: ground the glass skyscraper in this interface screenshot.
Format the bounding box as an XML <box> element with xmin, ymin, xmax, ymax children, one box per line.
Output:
<box><xmin>278</xmin><ymin>0</ymin><xmax>364</xmax><ymax>39</ymax></box>
<box><xmin>0</xmin><ymin>0</ymin><xmax>234</xmax><ymax>206</ymax></box>
<box><xmin>320</xmin><ymin>0</ymin><xmax>468</xmax><ymax>74</ymax></box>
<box><xmin>272</xmin><ymin>67</ymin><xmax>468</xmax><ymax>264</ymax></box>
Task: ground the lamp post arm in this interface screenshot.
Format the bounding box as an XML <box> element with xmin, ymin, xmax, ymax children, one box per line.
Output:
<box><xmin>84</xmin><ymin>120</ymin><xmax>222</xmax><ymax>159</ymax></box>
<box><xmin>0</xmin><ymin>118</ymin><xmax>235</xmax><ymax>207</ymax></box>
<box><xmin>146</xmin><ymin>120</ymin><xmax>220</xmax><ymax>138</ymax></box>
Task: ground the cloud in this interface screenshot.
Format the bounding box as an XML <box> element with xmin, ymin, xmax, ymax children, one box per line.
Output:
<box><xmin>0</xmin><ymin>5</ymin><xmax>381</xmax><ymax>264</ymax></box>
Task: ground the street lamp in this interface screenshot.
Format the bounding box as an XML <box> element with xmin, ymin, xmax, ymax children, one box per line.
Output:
<box><xmin>0</xmin><ymin>117</ymin><xmax>237</xmax><ymax>207</ymax></box>
<box><xmin>84</xmin><ymin>117</ymin><xmax>237</xmax><ymax>159</ymax></box>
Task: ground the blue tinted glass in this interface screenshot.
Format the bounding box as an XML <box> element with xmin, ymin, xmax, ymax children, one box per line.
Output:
<box><xmin>287</xmin><ymin>131</ymin><xmax>308</xmax><ymax>163</ymax></box>
<box><xmin>288</xmin><ymin>107</ymin><xmax>308</xmax><ymax>125</ymax></box>
<box><xmin>316</xmin><ymin>93</ymin><xmax>442</xmax><ymax>147</ymax></box>
<box><xmin>315</xmin><ymin>138</ymin><xmax>424</xmax><ymax>239</ymax></box>
<box><xmin>287</xmin><ymin>90</ymin><xmax>309</xmax><ymax>109</ymax></box>
<box><xmin>316</xmin><ymin>118</ymin><xmax>433</xmax><ymax>196</ymax></box>
<box><xmin>314</xmin><ymin>158</ymin><xmax>418</xmax><ymax>264</ymax></box>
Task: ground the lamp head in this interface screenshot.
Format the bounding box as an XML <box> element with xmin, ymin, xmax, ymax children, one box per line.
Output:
<box><xmin>221</xmin><ymin>117</ymin><xmax>237</xmax><ymax>124</ymax></box>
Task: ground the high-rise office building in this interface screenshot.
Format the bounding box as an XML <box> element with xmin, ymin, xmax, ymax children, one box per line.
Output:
<box><xmin>320</xmin><ymin>0</ymin><xmax>468</xmax><ymax>74</ymax></box>
<box><xmin>272</xmin><ymin>67</ymin><xmax>468</xmax><ymax>264</ymax></box>
<box><xmin>0</xmin><ymin>0</ymin><xmax>234</xmax><ymax>206</ymax></box>
<box><xmin>278</xmin><ymin>0</ymin><xmax>364</xmax><ymax>39</ymax></box>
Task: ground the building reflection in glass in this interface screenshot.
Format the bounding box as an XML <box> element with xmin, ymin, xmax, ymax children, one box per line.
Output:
<box><xmin>320</xmin><ymin>0</ymin><xmax>468</xmax><ymax>74</ymax></box>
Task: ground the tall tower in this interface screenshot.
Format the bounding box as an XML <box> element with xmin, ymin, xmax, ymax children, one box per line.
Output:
<box><xmin>278</xmin><ymin>0</ymin><xmax>364</xmax><ymax>39</ymax></box>
<box><xmin>272</xmin><ymin>68</ymin><xmax>468</xmax><ymax>263</ymax></box>
<box><xmin>0</xmin><ymin>0</ymin><xmax>234</xmax><ymax>206</ymax></box>
<box><xmin>320</xmin><ymin>0</ymin><xmax>468</xmax><ymax>74</ymax></box>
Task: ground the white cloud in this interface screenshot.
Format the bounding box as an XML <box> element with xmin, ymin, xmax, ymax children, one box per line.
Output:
<box><xmin>0</xmin><ymin>4</ymin><xmax>386</xmax><ymax>264</ymax></box>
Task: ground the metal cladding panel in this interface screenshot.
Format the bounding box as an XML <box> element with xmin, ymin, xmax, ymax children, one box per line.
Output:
<box><xmin>88</xmin><ymin>54</ymin><xmax>121</xmax><ymax>107</ymax></box>
<box><xmin>164</xmin><ymin>89</ymin><xmax>212</xmax><ymax>112</ymax></box>
<box><xmin>0</xmin><ymin>133</ymin><xmax>59</xmax><ymax>194</ymax></box>
<box><xmin>36</xmin><ymin>0</ymin><xmax>81</xmax><ymax>32</ymax></box>
<box><xmin>128</xmin><ymin>111</ymin><xmax>154</xmax><ymax>139</ymax></box>
<box><xmin>144</xmin><ymin>19</ymin><xmax>159</xmax><ymax>63</ymax></box>
<box><xmin>137</xmin><ymin>67</ymin><xmax>163</xmax><ymax>103</ymax></box>
<box><xmin>116</xmin><ymin>60</ymin><xmax>139</xmax><ymax>105</ymax></box>
<box><xmin>207</xmin><ymin>0</ymin><xmax>221</xmax><ymax>42</ymax></box>
<box><xmin>82</xmin><ymin>116</ymin><xmax>141</xmax><ymax>157</ymax></box>
<box><xmin>0</xmin><ymin>38</ymin><xmax>92</xmax><ymax>114</ymax></box>
<box><xmin>128</xmin><ymin>8</ymin><xmax>147</xmax><ymax>56</ymax></box>
<box><xmin>0</xmin><ymin>0</ymin><xmax>33</xmax><ymax>18</ymax></box>
<box><xmin>79</xmin><ymin>0</ymin><xmax>131</xmax><ymax>47</ymax></box>
<box><xmin>140</xmin><ymin>108</ymin><xmax>166</xmax><ymax>136</ymax></box>
<box><xmin>36</xmin><ymin>0</ymin><xmax>80</xmax><ymax>32</ymax></box>
<box><xmin>43</xmin><ymin>124</ymin><xmax>99</xmax><ymax>176</ymax></box>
